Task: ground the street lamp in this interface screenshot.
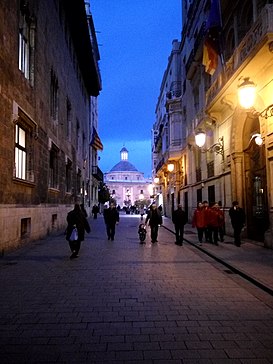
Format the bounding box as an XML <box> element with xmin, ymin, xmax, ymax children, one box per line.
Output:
<box><xmin>238</xmin><ymin>77</ymin><xmax>256</xmax><ymax>109</ymax></box>
<box><xmin>154</xmin><ymin>176</ymin><xmax>160</xmax><ymax>184</ymax></box>
<box><xmin>167</xmin><ymin>163</ymin><xmax>174</xmax><ymax>172</ymax></box>
<box><xmin>194</xmin><ymin>129</ymin><xmax>225</xmax><ymax>161</ymax></box>
<box><xmin>238</xmin><ymin>77</ymin><xmax>273</xmax><ymax>118</ymax></box>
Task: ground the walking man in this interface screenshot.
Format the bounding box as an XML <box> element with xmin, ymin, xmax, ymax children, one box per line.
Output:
<box><xmin>229</xmin><ymin>201</ymin><xmax>245</xmax><ymax>247</ymax></box>
<box><xmin>145</xmin><ymin>203</ymin><xmax>162</xmax><ymax>243</ymax></box>
<box><xmin>66</xmin><ymin>203</ymin><xmax>91</xmax><ymax>259</ymax></box>
<box><xmin>172</xmin><ymin>204</ymin><xmax>187</xmax><ymax>246</ymax></box>
<box><xmin>103</xmin><ymin>202</ymin><xmax>119</xmax><ymax>241</ymax></box>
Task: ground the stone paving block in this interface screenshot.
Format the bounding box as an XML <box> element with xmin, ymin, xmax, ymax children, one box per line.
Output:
<box><xmin>143</xmin><ymin>349</ymin><xmax>172</xmax><ymax>360</ymax></box>
<box><xmin>198</xmin><ymin>348</ymin><xmax>228</xmax><ymax>358</ymax></box>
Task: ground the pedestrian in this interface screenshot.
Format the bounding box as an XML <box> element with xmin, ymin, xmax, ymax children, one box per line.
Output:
<box><xmin>206</xmin><ymin>203</ymin><xmax>221</xmax><ymax>245</ymax></box>
<box><xmin>103</xmin><ymin>202</ymin><xmax>119</xmax><ymax>241</ymax></box>
<box><xmin>229</xmin><ymin>201</ymin><xmax>246</xmax><ymax>247</ymax></box>
<box><xmin>172</xmin><ymin>204</ymin><xmax>187</xmax><ymax>246</ymax></box>
<box><xmin>192</xmin><ymin>202</ymin><xmax>206</xmax><ymax>246</ymax></box>
<box><xmin>80</xmin><ymin>203</ymin><xmax>88</xmax><ymax>218</ymax></box>
<box><xmin>66</xmin><ymin>203</ymin><xmax>91</xmax><ymax>259</ymax></box>
<box><xmin>145</xmin><ymin>203</ymin><xmax>162</xmax><ymax>243</ymax></box>
<box><xmin>217</xmin><ymin>201</ymin><xmax>225</xmax><ymax>242</ymax></box>
<box><xmin>139</xmin><ymin>204</ymin><xmax>145</xmax><ymax>221</ymax></box>
<box><xmin>202</xmin><ymin>200</ymin><xmax>210</xmax><ymax>242</ymax></box>
<box><xmin>92</xmin><ymin>204</ymin><xmax>99</xmax><ymax>219</ymax></box>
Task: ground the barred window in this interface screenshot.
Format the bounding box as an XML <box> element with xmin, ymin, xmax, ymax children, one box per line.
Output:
<box><xmin>66</xmin><ymin>158</ymin><xmax>72</xmax><ymax>193</ymax></box>
<box><xmin>49</xmin><ymin>143</ymin><xmax>59</xmax><ymax>189</ymax></box>
<box><xmin>50</xmin><ymin>70</ymin><xmax>59</xmax><ymax>121</ymax></box>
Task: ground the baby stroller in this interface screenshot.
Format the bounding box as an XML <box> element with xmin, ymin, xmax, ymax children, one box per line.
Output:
<box><xmin>138</xmin><ymin>223</ymin><xmax>146</xmax><ymax>243</ymax></box>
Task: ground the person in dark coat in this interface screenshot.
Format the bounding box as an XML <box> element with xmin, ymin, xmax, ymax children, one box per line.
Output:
<box><xmin>80</xmin><ymin>203</ymin><xmax>88</xmax><ymax>218</ymax></box>
<box><xmin>92</xmin><ymin>204</ymin><xmax>99</xmax><ymax>219</ymax></box>
<box><xmin>172</xmin><ymin>204</ymin><xmax>187</xmax><ymax>246</ymax></box>
<box><xmin>229</xmin><ymin>201</ymin><xmax>246</xmax><ymax>247</ymax></box>
<box><xmin>66</xmin><ymin>203</ymin><xmax>91</xmax><ymax>259</ymax></box>
<box><xmin>103</xmin><ymin>202</ymin><xmax>119</xmax><ymax>241</ymax></box>
<box><xmin>145</xmin><ymin>203</ymin><xmax>162</xmax><ymax>243</ymax></box>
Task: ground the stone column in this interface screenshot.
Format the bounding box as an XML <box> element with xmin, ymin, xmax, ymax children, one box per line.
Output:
<box><xmin>231</xmin><ymin>152</ymin><xmax>244</xmax><ymax>205</ymax></box>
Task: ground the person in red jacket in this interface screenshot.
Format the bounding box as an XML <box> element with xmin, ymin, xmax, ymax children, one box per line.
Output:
<box><xmin>206</xmin><ymin>203</ymin><xmax>221</xmax><ymax>245</ymax></box>
<box><xmin>192</xmin><ymin>202</ymin><xmax>206</xmax><ymax>246</ymax></box>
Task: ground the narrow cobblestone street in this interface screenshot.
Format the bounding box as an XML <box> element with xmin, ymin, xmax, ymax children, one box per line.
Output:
<box><xmin>1</xmin><ymin>214</ymin><xmax>273</xmax><ymax>363</ymax></box>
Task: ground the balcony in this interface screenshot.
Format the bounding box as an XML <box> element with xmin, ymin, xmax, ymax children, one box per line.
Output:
<box><xmin>207</xmin><ymin>4</ymin><xmax>273</xmax><ymax>106</ymax></box>
<box><xmin>92</xmin><ymin>166</ymin><xmax>103</xmax><ymax>181</ymax></box>
<box><xmin>155</xmin><ymin>157</ymin><xmax>165</xmax><ymax>174</ymax></box>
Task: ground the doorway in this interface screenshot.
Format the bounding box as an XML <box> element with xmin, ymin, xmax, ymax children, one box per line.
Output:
<box><xmin>244</xmin><ymin>119</ymin><xmax>269</xmax><ymax>241</ymax></box>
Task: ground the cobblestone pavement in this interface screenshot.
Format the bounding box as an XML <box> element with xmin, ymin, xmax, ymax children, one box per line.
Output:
<box><xmin>1</xmin><ymin>214</ymin><xmax>273</xmax><ymax>363</ymax></box>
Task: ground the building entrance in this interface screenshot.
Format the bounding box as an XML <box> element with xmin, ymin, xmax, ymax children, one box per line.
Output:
<box><xmin>244</xmin><ymin>140</ymin><xmax>269</xmax><ymax>242</ymax></box>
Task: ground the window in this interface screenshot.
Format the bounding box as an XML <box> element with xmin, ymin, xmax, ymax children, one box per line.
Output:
<box><xmin>197</xmin><ymin>189</ymin><xmax>202</xmax><ymax>204</ymax></box>
<box><xmin>14</xmin><ymin>110</ymin><xmax>35</xmax><ymax>182</ymax></box>
<box><xmin>19</xmin><ymin>22</ymin><xmax>30</xmax><ymax>79</ymax></box>
<box><xmin>18</xmin><ymin>1</ymin><xmax>35</xmax><ymax>84</ymax></box>
<box><xmin>50</xmin><ymin>70</ymin><xmax>59</xmax><ymax>121</ymax></box>
<box><xmin>65</xmin><ymin>158</ymin><xmax>72</xmax><ymax>193</ymax></box>
<box><xmin>76</xmin><ymin>120</ymin><xmax>80</xmax><ymax>152</ymax></box>
<box><xmin>66</xmin><ymin>98</ymin><xmax>71</xmax><ymax>140</ymax></box>
<box><xmin>21</xmin><ymin>217</ymin><xmax>31</xmax><ymax>238</ymax></box>
<box><xmin>76</xmin><ymin>169</ymin><xmax>82</xmax><ymax>195</ymax></box>
<box><xmin>15</xmin><ymin>125</ymin><xmax>26</xmax><ymax>179</ymax></box>
<box><xmin>208</xmin><ymin>185</ymin><xmax>215</xmax><ymax>206</ymax></box>
<box><xmin>49</xmin><ymin>143</ymin><xmax>59</xmax><ymax>189</ymax></box>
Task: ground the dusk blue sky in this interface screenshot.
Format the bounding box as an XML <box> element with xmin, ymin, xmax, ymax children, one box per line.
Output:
<box><xmin>91</xmin><ymin>1</ymin><xmax>181</xmax><ymax>178</ymax></box>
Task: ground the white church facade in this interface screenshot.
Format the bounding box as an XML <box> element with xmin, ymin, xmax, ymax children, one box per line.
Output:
<box><xmin>104</xmin><ymin>147</ymin><xmax>153</xmax><ymax>209</ymax></box>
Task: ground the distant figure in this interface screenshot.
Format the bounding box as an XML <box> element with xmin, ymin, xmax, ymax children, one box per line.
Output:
<box><xmin>202</xmin><ymin>200</ymin><xmax>210</xmax><ymax>242</ymax></box>
<box><xmin>139</xmin><ymin>205</ymin><xmax>145</xmax><ymax>221</ymax></box>
<box><xmin>66</xmin><ymin>203</ymin><xmax>91</xmax><ymax>259</ymax></box>
<box><xmin>229</xmin><ymin>201</ymin><xmax>246</xmax><ymax>247</ymax></box>
<box><xmin>103</xmin><ymin>202</ymin><xmax>119</xmax><ymax>241</ymax></box>
<box><xmin>145</xmin><ymin>203</ymin><xmax>162</xmax><ymax>243</ymax></box>
<box><xmin>92</xmin><ymin>204</ymin><xmax>99</xmax><ymax>219</ymax></box>
<box><xmin>80</xmin><ymin>203</ymin><xmax>88</xmax><ymax>218</ymax></box>
<box><xmin>217</xmin><ymin>201</ymin><xmax>225</xmax><ymax>242</ymax></box>
<box><xmin>172</xmin><ymin>204</ymin><xmax>187</xmax><ymax>246</ymax></box>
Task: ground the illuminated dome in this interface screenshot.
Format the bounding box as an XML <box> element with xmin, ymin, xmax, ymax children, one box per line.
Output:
<box><xmin>110</xmin><ymin>147</ymin><xmax>138</xmax><ymax>172</ymax></box>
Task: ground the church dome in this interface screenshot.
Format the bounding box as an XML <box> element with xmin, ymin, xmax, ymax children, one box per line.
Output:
<box><xmin>110</xmin><ymin>161</ymin><xmax>138</xmax><ymax>172</ymax></box>
<box><xmin>109</xmin><ymin>146</ymin><xmax>139</xmax><ymax>172</ymax></box>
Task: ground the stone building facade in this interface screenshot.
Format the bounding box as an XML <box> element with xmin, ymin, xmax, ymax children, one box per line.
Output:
<box><xmin>104</xmin><ymin>147</ymin><xmax>153</xmax><ymax>209</ymax></box>
<box><xmin>0</xmin><ymin>0</ymin><xmax>102</xmax><ymax>251</ymax></box>
<box><xmin>152</xmin><ymin>0</ymin><xmax>273</xmax><ymax>247</ymax></box>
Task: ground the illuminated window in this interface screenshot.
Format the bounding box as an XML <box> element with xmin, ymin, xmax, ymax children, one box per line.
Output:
<box><xmin>14</xmin><ymin>110</ymin><xmax>35</xmax><ymax>182</ymax></box>
<box><xmin>18</xmin><ymin>1</ymin><xmax>35</xmax><ymax>84</ymax></box>
<box><xmin>15</xmin><ymin>125</ymin><xmax>26</xmax><ymax>179</ymax></box>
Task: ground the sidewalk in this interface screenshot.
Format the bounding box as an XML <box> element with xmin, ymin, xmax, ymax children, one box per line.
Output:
<box><xmin>162</xmin><ymin>216</ymin><xmax>273</xmax><ymax>295</ymax></box>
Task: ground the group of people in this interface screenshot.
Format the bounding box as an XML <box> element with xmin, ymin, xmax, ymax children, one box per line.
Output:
<box><xmin>192</xmin><ymin>200</ymin><xmax>245</xmax><ymax>247</ymax></box>
<box><xmin>65</xmin><ymin>199</ymin><xmax>246</xmax><ymax>260</ymax></box>
<box><xmin>192</xmin><ymin>201</ymin><xmax>225</xmax><ymax>246</ymax></box>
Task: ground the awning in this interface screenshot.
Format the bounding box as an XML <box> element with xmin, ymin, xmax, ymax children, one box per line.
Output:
<box><xmin>90</xmin><ymin>126</ymin><xmax>103</xmax><ymax>150</ymax></box>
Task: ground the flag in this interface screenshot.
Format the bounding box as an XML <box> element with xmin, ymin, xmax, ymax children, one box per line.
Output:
<box><xmin>90</xmin><ymin>126</ymin><xmax>103</xmax><ymax>150</ymax></box>
<box><xmin>202</xmin><ymin>0</ymin><xmax>222</xmax><ymax>75</ymax></box>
